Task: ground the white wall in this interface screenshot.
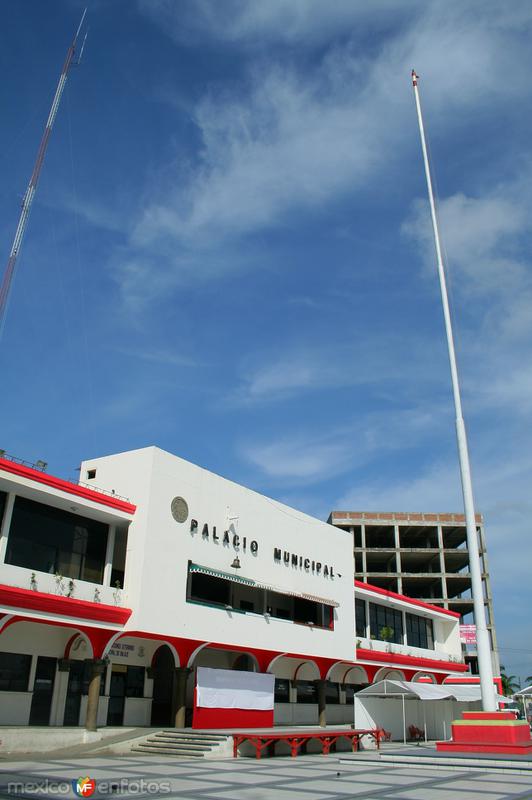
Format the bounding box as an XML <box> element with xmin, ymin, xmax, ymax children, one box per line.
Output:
<box><xmin>123</xmin><ymin>698</ymin><xmax>151</xmax><ymax>726</ymax></box>
<box><xmin>0</xmin><ymin>692</ymin><xmax>32</xmax><ymax>725</ymax></box>
<box><xmin>81</xmin><ymin>447</ymin><xmax>355</xmax><ymax>662</ymax></box>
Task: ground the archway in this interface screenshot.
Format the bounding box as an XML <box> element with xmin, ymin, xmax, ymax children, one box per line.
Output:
<box><xmin>150</xmin><ymin>645</ymin><xmax>176</xmax><ymax>726</ymax></box>
<box><xmin>374</xmin><ymin>667</ymin><xmax>406</xmax><ymax>682</ymax></box>
<box><xmin>233</xmin><ymin>653</ymin><xmax>258</xmax><ymax>672</ymax></box>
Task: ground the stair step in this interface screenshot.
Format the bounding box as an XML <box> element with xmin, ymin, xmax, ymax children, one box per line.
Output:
<box><xmin>131</xmin><ymin>730</ymin><xmax>230</xmax><ymax>758</ymax></box>
<box><xmin>161</xmin><ymin>731</ymin><xmax>227</xmax><ymax>739</ymax></box>
<box><xmin>150</xmin><ymin>735</ymin><xmax>224</xmax><ymax>743</ymax></box>
<box><xmin>144</xmin><ymin>739</ymin><xmax>212</xmax><ymax>750</ymax></box>
<box><xmin>132</xmin><ymin>745</ymin><xmax>206</xmax><ymax>757</ymax></box>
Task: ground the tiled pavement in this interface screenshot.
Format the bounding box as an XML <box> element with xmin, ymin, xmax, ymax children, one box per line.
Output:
<box><xmin>1</xmin><ymin>752</ymin><xmax>532</xmax><ymax>800</ymax></box>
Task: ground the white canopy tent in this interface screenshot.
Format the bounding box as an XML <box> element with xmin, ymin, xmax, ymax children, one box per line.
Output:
<box><xmin>354</xmin><ymin>680</ymin><xmax>507</xmax><ymax>744</ymax></box>
<box><xmin>514</xmin><ymin>685</ymin><xmax>532</xmax><ymax>721</ymax></box>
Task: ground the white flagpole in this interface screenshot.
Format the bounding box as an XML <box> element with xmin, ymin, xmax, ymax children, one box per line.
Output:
<box><xmin>411</xmin><ymin>69</ymin><xmax>496</xmax><ymax>713</ymax></box>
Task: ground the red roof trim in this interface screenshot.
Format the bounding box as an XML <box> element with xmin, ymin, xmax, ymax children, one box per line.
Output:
<box><xmin>355</xmin><ymin>579</ymin><xmax>460</xmax><ymax>618</ymax></box>
<box><xmin>356</xmin><ymin>647</ymin><xmax>468</xmax><ymax>672</ymax></box>
<box><xmin>0</xmin><ymin>458</ymin><xmax>136</xmax><ymax>515</ymax></box>
<box><xmin>0</xmin><ymin>584</ymin><xmax>132</xmax><ymax>626</ymax></box>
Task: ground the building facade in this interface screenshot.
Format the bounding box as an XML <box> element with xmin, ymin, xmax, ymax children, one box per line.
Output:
<box><xmin>328</xmin><ymin>510</ymin><xmax>499</xmax><ymax>675</ymax></box>
<box><xmin>0</xmin><ymin>448</ymin><xmax>469</xmax><ymax>730</ymax></box>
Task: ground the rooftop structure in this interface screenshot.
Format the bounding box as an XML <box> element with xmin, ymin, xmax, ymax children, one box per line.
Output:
<box><xmin>328</xmin><ymin>510</ymin><xmax>499</xmax><ymax>676</ymax></box>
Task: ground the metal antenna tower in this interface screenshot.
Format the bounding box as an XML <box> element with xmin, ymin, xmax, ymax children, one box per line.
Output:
<box><xmin>0</xmin><ymin>10</ymin><xmax>88</xmax><ymax>337</ymax></box>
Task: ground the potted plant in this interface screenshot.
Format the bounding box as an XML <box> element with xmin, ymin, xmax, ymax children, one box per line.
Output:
<box><xmin>380</xmin><ymin>626</ymin><xmax>394</xmax><ymax>652</ymax></box>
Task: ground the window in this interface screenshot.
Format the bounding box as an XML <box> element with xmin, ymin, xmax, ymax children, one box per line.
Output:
<box><xmin>0</xmin><ymin>491</ymin><xmax>6</xmax><ymax>531</ymax></box>
<box><xmin>369</xmin><ymin>603</ymin><xmax>404</xmax><ymax>644</ymax></box>
<box><xmin>126</xmin><ymin>666</ymin><xmax>145</xmax><ymax>697</ymax></box>
<box><xmin>296</xmin><ymin>680</ymin><xmax>317</xmax><ymax>704</ymax></box>
<box><xmin>356</xmin><ymin>601</ymin><xmax>367</xmax><ymax>637</ymax></box>
<box><xmin>274</xmin><ymin>679</ymin><xmax>290</xmax><ymax>702</ymax></box>
<box><xmin>344</xmin><ymin>684</ymin><xmax>355</xmax><ymax>705</ymax></box>
<box><xmin>86</xmin><ymin>469</ymin><xmax>96</xmax><ymax>480</ymax></box>
<box><xmin>325</xmin><ymin>681</ymin><xmax>340</xmax><ymax>704</ymax></box>
<box><xmin>0</xmin><ymin>652</ymin><xmax>32</xmax><ymax>691</ymax></box>
<box><xmin>293</xmin><ymin>597</ymin><xmax>319</xmax><ymax>625</ymax></box>
<box><xmin>5</xmin><ymin>497</ymin><xmax>109</xmax><ymax>584</ymax></box>
<box><xmin>406</xmin><ymin>613</ymin><xmax>434</xmax><ymax>650</ymax></box>
<box><xmin>344</xmin><ymin>683</ymin><xmax>367</xmax><ymax>705</ymax></box>
<box><xmin>111</xmin><ymin>528</ymin><xmax>128</xmax><ymax>588</ymax></box>
<box><xmin>186</xmin><ymin>564</ymin><xmax>334</xmax><ymax>628</ymax></box>
<box><xmin>189</xmin><ymin>572</ymin><xmax>231</xmax><ymax>607</ymax></box>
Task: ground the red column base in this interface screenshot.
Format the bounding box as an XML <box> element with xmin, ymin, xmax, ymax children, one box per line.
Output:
<box><xmin>437</xmin><ymin>712</ymin><xmax>532</xmax><ymax>756</ymax></box>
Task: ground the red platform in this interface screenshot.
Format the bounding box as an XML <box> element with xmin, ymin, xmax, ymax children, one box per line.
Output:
<box><xmin>437</xmin><ymin>711</ymin><xmax>532</xmax><ymax>755</ymax></box>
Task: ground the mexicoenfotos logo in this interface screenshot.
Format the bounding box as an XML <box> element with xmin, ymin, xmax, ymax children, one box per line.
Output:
<box><xmin>8</xmin><ymin>777</ymin><xmax>170</xmax><ymax>796</ymax></box>
<box><xmin>72</xmin><ymin>778</ymin><xmax>96</xmax><ymax>798</ymax></box>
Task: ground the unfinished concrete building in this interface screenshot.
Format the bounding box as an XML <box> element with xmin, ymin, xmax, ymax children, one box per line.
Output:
<box><xmin>327</xmin><ymin>510</ymin><xmax>499</xmax><ymax>675</ymax></box>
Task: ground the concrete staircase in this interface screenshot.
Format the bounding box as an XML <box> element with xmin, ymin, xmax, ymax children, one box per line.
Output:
<box><xmin>131</xmin><ymin>730</ymin><xmax>231</xmax><ymax>758</ymax></box>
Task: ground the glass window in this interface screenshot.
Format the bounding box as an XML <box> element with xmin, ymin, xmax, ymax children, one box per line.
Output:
<box><xmin>325</xmin><ymin>681</ymin><xmax>340</xmax><ymax>704</ymax></box>
<box><xmin>296</xmin><ymin>680</ymin><xmax>317</xmax><ymax>704</ymax></box>
<box><xmin>187</xmin><ymin>567</ymin><xmax>333</xmax><ymax>628</ymax></box>
<box><xmin>344</xmin><ymin>684</ymin><xmax>356</xmax><ymax>705</ymax></box>
<box><xmin>406</xmin><ymin>613</ymin><xmax>434</xmax><ymax>650</ymax></box>
<box><xmin>0</xmin><ymin>652</ymin><xmax>32</xmax><ymax>691</ymax></box>
<box><xmin>189</xmin><ymin>572</ymin><xmax>231</xmax><ymax>607</ymax></box>
<box><xmin>111</xmin><ymin>528</ymin><xmax>128</xmax><ymax>588</ymax></box>
<box><xmin>293</xmin><ymin>597</ymin><xmax>319</xmax><ymax>625</ymax></box>
<box><xmin>0</xmin><ymin>491</ymin><xmax>6</xmax><ymax>531</ymax></box>
<box><xmin>126</xmin><ymin>666</ymin><xmax>145</xmax><ymax>698</ymax></box>
<box><xmin>356</xmin><ymin>601</ymin><xmax>367</xmax><ymax>637</ymax></box>
<box><xmin>274</xmin><ymin>678</ymin><xmax>290</xmax><ymax>702</ymax></box>
<box><xmin>369</xmin><ymin>603</ymin><xmax>403</xmax><ymax>644</ymax></box>
<box><xmin>5</xmin><ymin>496</ymin><xmax>108</xmax><ymax>584</ymax></box>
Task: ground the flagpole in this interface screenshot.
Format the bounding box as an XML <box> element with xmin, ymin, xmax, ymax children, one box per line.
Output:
<box><xmin>411</xmin><ymin>69</ymin><xmax>496</xmax><ymax>712</ymax></box>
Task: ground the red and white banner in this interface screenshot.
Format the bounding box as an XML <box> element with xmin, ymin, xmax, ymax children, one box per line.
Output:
<box><xmin>459</xmin><ymin>624</ymin><xmax>477</xmax><ymax>644</ymax></box>
<box><xmin>196</xmin><ymin>667</ymin><xmax>275</xmax><ymax>709</ymax></box>
<box><xmin>193</xmin><ymin>667</ymin><xmax>275</xmax><ymax>729</ymax></box>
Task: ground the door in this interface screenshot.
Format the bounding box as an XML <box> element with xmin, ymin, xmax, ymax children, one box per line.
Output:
<box><xmin>150</xmin><ymin>645</ymin><xmax>175</xmax><ymax>726</ymax></box>
<box><xmin>29</xmin><ymin>656</ymin><xmax>57</xmax><ymax>725</ymax></box>
<box><xmin>107</xmin><ymin>669</ymin><xmax>126</xmax><ymax>726</ymax></box>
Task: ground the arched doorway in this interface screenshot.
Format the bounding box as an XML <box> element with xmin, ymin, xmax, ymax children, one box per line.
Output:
<box><xmin>233</xmin><ymin>654</ymin><xmax>257</xmax><ymax>672</ymax></box>
<box><xmin>150</xmin><ymin>645</ymin><xmax>175</xmax><ymax>726</ymax></box>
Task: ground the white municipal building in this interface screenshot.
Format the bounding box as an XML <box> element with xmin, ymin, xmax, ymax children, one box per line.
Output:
<box><xmin>0</xmin><ymin>446</ymin><xmax>468</xmax><ymax>731</ymax></box>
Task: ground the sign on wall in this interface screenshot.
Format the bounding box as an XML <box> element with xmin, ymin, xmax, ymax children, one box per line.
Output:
<box><xmin>459</xmin><ymin>624</ymin><xmax>477</xmax><ymax>644</ymax></box>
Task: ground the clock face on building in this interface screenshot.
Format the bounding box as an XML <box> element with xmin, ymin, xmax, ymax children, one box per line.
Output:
<box><xmin>171</xmin><ymin>496</ymin><xmax>189</xmax><ymax>524</ymax></box>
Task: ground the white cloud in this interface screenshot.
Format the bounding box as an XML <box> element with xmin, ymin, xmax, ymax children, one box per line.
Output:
<box><xmin>241</xmin><ymin>437</ymin><xmax>353</xmax><ymax>481</ymax></box>
<box><xmin>230</xmin><ymin>337</ymin><xmax>443</xmax><ymax>406</ymax></box>
<box><xmin>240</xmin><ymin>404</ymin><xmax>447</xmax><ymax>484</ymax></box>
<box><xmin>123</xmin><ymin>1</ymin><xmax>532</xmax><ymax>306</ymax></box>
<box><xmin>336</xmin><ymin>461</ymin><xmax>462</xmax><ymax>513</ymax></box>
<box><xmin>138</xmin><ymin>0</ymin><xmax>419</xmax><ymax>47</ymax></box>
<box><xmin>402</xmin><ymin>192</ymin><xmax>528</xmax><ymax>294</ymax></box>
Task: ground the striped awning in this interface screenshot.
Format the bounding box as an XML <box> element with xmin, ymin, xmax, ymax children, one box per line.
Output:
<box><xmin>189</xmin><ymin>563</ymin><xmax>256</xmax><ymax>586</ymax></box>
<box><xmin>188</xmin><ymin>562</ymin><xmax>339</xmax><ymax>607</ymax></box>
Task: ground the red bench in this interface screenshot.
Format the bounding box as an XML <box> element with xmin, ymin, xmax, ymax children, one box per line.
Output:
<box><xmin>233</xmin><ymin>728</ymin><xmax>382</xmax><ymax>759</ymax></box>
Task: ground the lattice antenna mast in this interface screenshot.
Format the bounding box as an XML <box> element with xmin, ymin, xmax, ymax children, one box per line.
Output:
<box><xmin>411</xmin><ymin>69</ymin><xmax>496</xmax><ymax>712</ymax></box>
<box><xmin>0</xmin><ymin>9</ymin><xmax>88</xmax><ymax>336</ymax></box>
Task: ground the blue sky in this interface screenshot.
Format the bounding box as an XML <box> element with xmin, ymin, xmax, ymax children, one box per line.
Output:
<box><xmin>1</xmin><ymin>0</ymin><xmax>532</xmax><ymax>683</ymax></box>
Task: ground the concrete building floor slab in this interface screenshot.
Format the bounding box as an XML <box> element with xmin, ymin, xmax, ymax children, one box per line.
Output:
<box><xmin>1</xmin><ymin>750</ymin><xmax>532</xmax><ymax>800</ymax></box>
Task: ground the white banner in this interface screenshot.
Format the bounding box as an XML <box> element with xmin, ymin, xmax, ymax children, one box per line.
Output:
<box><xmin>196</xmin><ymin>667</ymin><xmax>275</xmax><ymax>710</ymax></box>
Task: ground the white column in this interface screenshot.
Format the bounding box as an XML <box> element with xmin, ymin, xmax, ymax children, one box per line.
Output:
<box><xmin>103</xmin><ymin>526</ymin><xmax>116</xmax><ymax>586</ymax></box>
